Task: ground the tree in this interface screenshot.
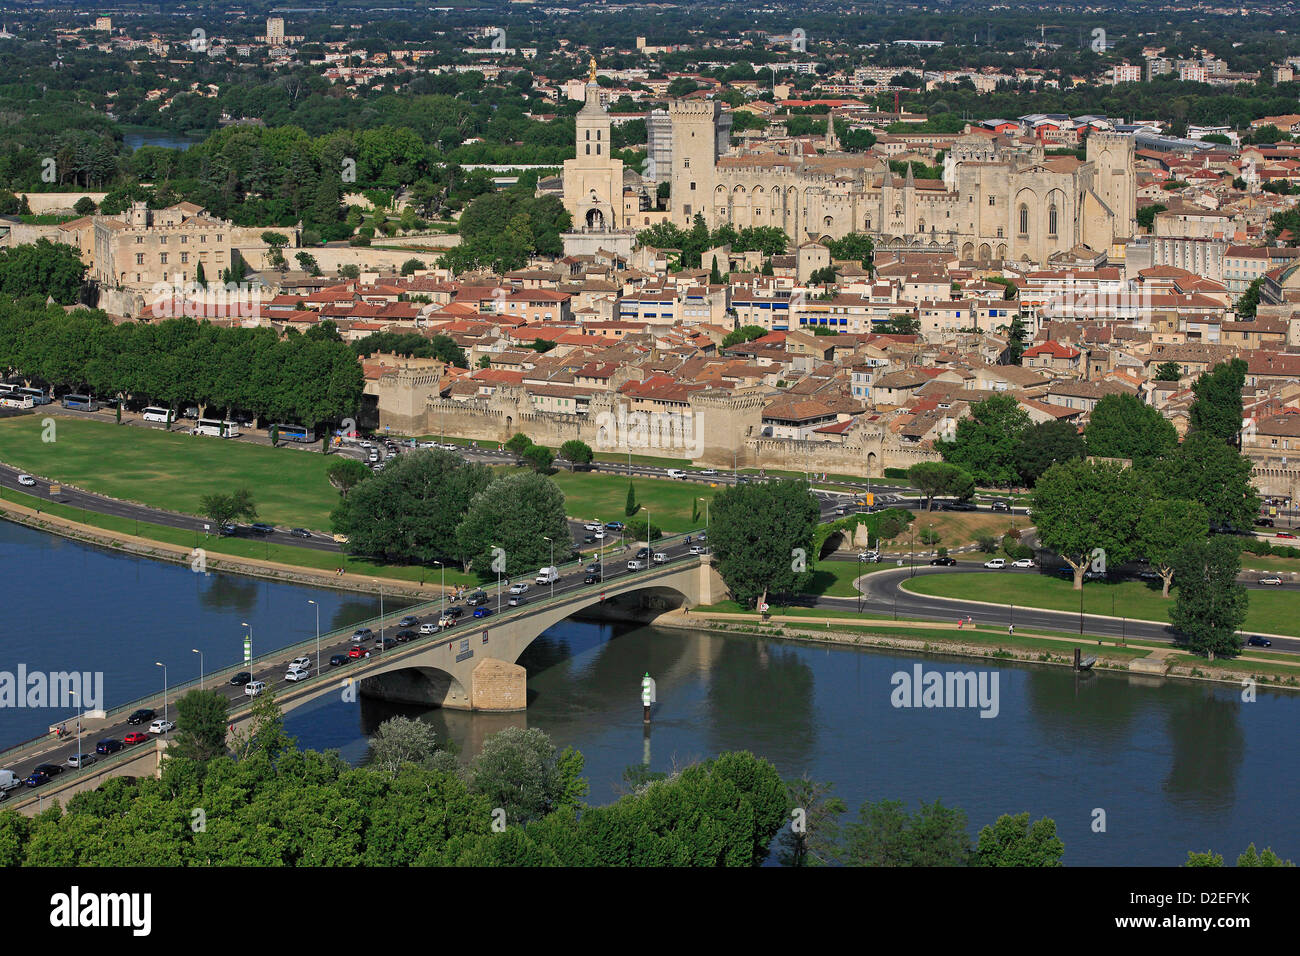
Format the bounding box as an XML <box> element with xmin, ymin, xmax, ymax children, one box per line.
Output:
<box><xmin>825</xmin><ymin>233</ymin><xmax>874</xmax><ymax>268</ymax></box>
<box><xmin>0</xmin><ymin>239</ymin><xmax>88</xmax><ymax>304</ymax></box>
<box><xmin>625</xmin><ymin>482</ymin><xmax>638</xmax><ymax>517</ymax></box>
<box><xmin>1155</xmin><ymin>360</ymin><xmax>1183</xmax><ymax>382</ymax></box>
<box><xmin>1236</xmin><ymin>844</ymin><xmax>1294</xmax><ymax>866</ymax></box>
<box><xmin>1136</xmin><ymin>203</ymin><xmax>1166</xmax><ymax>231</ymax></box>
<box><xmin>1145</xmin><ymin>431</ymin><xmax>1260</xmax><ymax>531</ymax></box>
<box><xmin>169</xmin><ymin>690</ymin><xmax>229</xmax><ymax>763</ymax></box>
<box><xmin>1001</xmin><ymin>315</ymin><xmax>1030</xmax><ymax>364</ymax></box>
<box><xmin>1084</xmin><ymin>393</ymin><xmax>1178</xmax><ymax>461</ymax></box>
<box><xmin>974</xmin><ymin>813</ymin><xmax>1065</xmax><ymax>867</ymax></box>
<box><xmin>456</xmin><ymin>471</ymin><xmax>570</xmax><ymax>576</ymax></box>
<box><xmin>468</xmin><ymin>727</ymin><xmax>587</xmax><ymax>826</ymax></box>
<box><xmin>908</xmin><ymin>461</ymin><xmax>974</xmax><ymax>511</ymax></box>
<box><xmin>339</xmin><ymin>264</ymin><xmax>360</xmax><ymax>280</ymax></box>
<box><xmin>709</xmin><ymin>255</ymin><xmax>724</xmax><ymax>285</ymax></box>
<box><xmin>1189</xmin><ymin>359</ymin><xmax>1247</xmax><ymax>445</ymax></box>
<box><xmin>261</xmin><ymin>231</ymin><xmax>289</xmax><ymax>270</ymax></box>
<box><xmin>295</xmin><ymin>251</ymin><xmax>321</xmax><ymax>276</ymax></box>
<box><xmin>710</xmin><ymin>478</ymin><xmax>820</xmax><ymax>608</ymax></box>
<box><xmin>721</xmin><ymin>325</ymin><xmax>768</xmax><ymax>348</ymax></box>
<box><xmin>368</xmin><ymin>716</ymin><xmax>442</xmax><ymax>777</ymax></box>
<box><xmin>201</xmin><ymin>487</ymin><xmax>258</xmax><ymax>531</ymax></box>
<box><xmin>400</xmin><ymin>258</ymin><xmax>426</xmax><ymax>276</ymax></box>
<box><xmin>877</xmin><ymin>315</ymin><xmax>921</xmax><ymax>335</ymax></box>
<box><xmin>1169</xmin><ymin>536</ymin><xmax>1248</xmax><ymax>659</ymax></box>
<box><xmin>1014</xmin><ymin>419</ymin><xmax>1086</xmax><ymax>487</ymax></box>
<box><xmin>1032</xmin><ymin>459</ymin><xmax>1145</xmax><ymax>589</ymax></box>
<box><xmin>520</xmin><ymin>443</ymin><xmax>554</xmax><ymax>473</ymax></box>
<box><xmin>939</xmin><ymin>394</ymin><xmax>1031</xmax><ymax>487</ymax></box>
<box><xmin>331</xmin><ymin>449</ymin><xmax>492</xmax><ymax>564</ymax></box>
<box><xmin>1235</xmin><ymin>276</ymin><xmax>1264</xmax><ymax>320</ymax></box>
<box><xmin>776</xmin><ymin>776</ymin><xmax>846</xmax><ymax>867</ymax></box>
<box><xmin>559</xmin><ymin>439</ymin><xmax>593</xmax><ymax>469</ymax></box>
<box><xmin>841</xmin><ymin>799</ymin><xmax>971</xmax><ymax>866</ymax></box>
<box><xmin>504</xmin><ymin>432</ymin><xmax>531</xmax><ymax>456</ymax></box>
<box><xmin>325</xmin><ymin>457</ymin><xmax>371</xmax><ymax>497</ymax></box>
<box><xmin>73</xmin><ymin>196</ymin><xmax>97</xmax><ymax>216</ymax></box>
<box><xmin>1136</xmin><ymin>498</ymin><xmax>1209</xmax><ymax>598</ymax></box>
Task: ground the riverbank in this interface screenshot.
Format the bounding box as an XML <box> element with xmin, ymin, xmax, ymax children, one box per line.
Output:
<box><xmin>661</xmin><ymin>608</ymin><xmax>1300</xmax><ymax>691</ymax></box>
<box><xmin>0</xmin><ymin>494</ymin><xmax>447</xmax><ymax>601</ymax></box>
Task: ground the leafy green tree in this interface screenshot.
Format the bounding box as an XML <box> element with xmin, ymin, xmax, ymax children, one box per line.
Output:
<box><xmin>73</xmin><ymin>196</ymin><xmax>97</xmax><ymax>216</ymax></box>
<box><xmin>939</xmin><ymin>394</ymin><xmax>1031</xmax><ymax>487</ymax></box>
<box><xmin>325</xmin><ymin>457</ymin><xmax>371</xmax><ymax>497</ymax></box>
<box><xmin>1032</xmin><ymin>459</ymin><xmax>1145</xmax><ymax>589</ymax></box>
<box><xmin>1136</xmin><ymin>203</ymin><xmax>1166</xmax><ymax>231</ymax></box>
<box><xmin>974</xmin><ymin>813</ymin><xmax>1066</xmax><ymax>867</ymax></box>
<box><xmin>521</xmin><ymin>443</ymin><xmax>554</xmax><ymax>473</ymax></box>
<box><xmin>776</xmin><ymin>776</ymin><xmax>846</xmax><ymax>867</ymax></box>
<box><xmin>1136</xmin><ymin>498</ymin><xmax>1209</xmax><ymax>597</ymax></box>
<box><xmin>710</xmin><ymin>478</ymin><xmax>820</xmax><ymax>607</ymax></box>
<box><xmin>559</xmin><ymin>439</ymin><xmax>593</xmax><ymax>469</ymax></box>
<box><xmin>504</xmin><ymin>432</ymin><xmax>531</xmax><ymax>455</ymax></box>
<box><xmin>841</xmin><ymin>799</ymin><xmax>971</xmax><ymax>867</ymax></box>
<box><xmin>877</xmin><ymin>315</ymin><xmax>921</xmax><ymax>335</ymax></box>
<box><xmin>721</xmin><ymin>325</ymin><xmax>768</xmax><ymax>348</ymax></box>
<box><xmin>1184</xmin><ymin>849</ymin><xmax>1225</xmax><ymax>867</ymax></box>
<box><xmin>1237</xmin><ymin>844</ymin><xmax>1294</xmax><ymax>866</ymax></box>
<box><xmin>1000</xmin><ymin>314</ymin><xmax>1030</xmax><ymax>364</ymax></box>
<box><xmin>908</xmin><ymin>461</ymin><xmax>974</xmax><ymax>511</ymax></box>
<box><xmin>400</xmin><ymin>257</ymin><xmax>425</xmax><ymax>276</ymax></box>
<box><xmin>331</xmin><ymin>449</ymin><xmax>492</xmax><ymax>564</ymax></box>
<box><xmin>0</xmin><ymin>239</ymin><xmax>87</xmax><ymax>304</ymax></box>
<box><xmin>825</xmin><ymin>233</ymin><xmax>874</xmax><ymax>268</ymax></box>
<box><xmin>625</xmin><ymin>482</ymin><xmax>638</xmax><ymax>517</ymax></box>
<box><xmin>1189</xmin><ymin>359</ymin><xmax>1247</xmax><ymax>444</ymax></box>
<box><xmin>468</xmin><ymin>727</ymin><xmax>588</xmax><ymax>826</ymax></box>
<box><xmin>368</xmin><ymin>716</ymin><xmax>443</xmax><ymax>777</ymax></box>
<box><xmin>295</xmin><ymin>251</ymin><xmax>320</xmax><ymax>276</ymax></box>
<box><xmin>1015</xmin><ymin>419</ymin><xmax>1087</xmax><ymax>487</ymax></box>
<box><xmin>1084</xmin><ymin>393</ymin><xmax>1178</xmax><ymax>461</ymax></box>
<box><xmin>623</xmin><ymin>515</ymin><xmax>661</xmax><ymax>542</ymax></box>
<box><xmin>1145</xmin><ymin>431</ymin><xmax>1260</xmax><ymax>531</ymax></box>
<box><xmin>1169</xmin><ymin>536</ymin><xmax>1248</xmax><ymax>659</ymax></box>
<box><xmin>1154</xmin><ymin>360</ymin><xmax>1183</xmax><ymax>382</ymax></box>
<box><xmin>169</xmin><ymin>690</ymin><xmax>229</xmax><ymax>763</ymax></box>
<box><xmin>456</xmin><ymin>471</ymin><xmax>570</xmax><ymax>576</ymax></box>
<box><xmin>1235</xmin><ymin>276</ymin><xmax>1264</xmax><ymax>319</ymax></box>
<box><xmin>201</xmin><ymin>487</ymin><xmax>258</xmax><ymax>531</ymax></box>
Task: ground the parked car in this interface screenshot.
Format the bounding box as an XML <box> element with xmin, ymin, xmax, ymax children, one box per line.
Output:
<box><xmin>290</xmin><ymin>528</ymin><xmax>312</xmax><ymax>538</ymax></box>
<box><xmin>148</xmin><ymin>719</ymin><xmax>175</xmax><ymax>735</ymax></box>
<box><xmin>244</xmin><ymin>680</ymin><xmax>267</xmax><ymax>697</ymax></box>
<box><xmin>17</xmin><ymin>474</ymin><xmax>36</xmax><ymax>486</ymax></box>
<box><xmin>1011</xmin><ymin>558</ymin><xmax>1036</xmax><ymax>569</ymax></box>
<box><xmin>329</xmin><ymin>654</ymin><xmax>349</xmax><ymax>667</ymax></box>
<box><xmin>398</xmin><ymin>616</ymin><xmax>420</xmax><ymax>628</ymax></box>
<box><xmin>1276</xmin><ymin>531</ymin><xmax>1297</xmax><ymax>539</ymax></box>
<box><xmin>419</xmin><ymin>622</ymin><xmax>439</xmax><ymax>635</ymax></box>
<box><xmin>126</xmin><ymin>708</ymin><xmax>156</xmax><ymax>725</ymax></box>
<box><xmin>1258</xmin><ymin>575</ymin><xmax>1283</xmax><ymax>586</ymax></box>
<box><xmin>1137</xmin><ymin>570</ymin><xmax>1161</xmax><ymax>581</ymax></box>
<box><xmin>250</xmin><ymin>523</ymin><xmax>274</xmax><ymax>535</ymax></box>
<box><xmin>1255</xmin><ymin>518</ymin><xmax>1275</xmax><ymax>528</ymax></box>
<box><xmin>1247</xmin><ymin>636</ymin><xmax>1273</xmax><ymax>647</ymax></box>
<box><xmin>984</xmin><ymin>558</ymin><xmax>1006</xmax><ymax>570</ymax></box>
<box><xmin>583</xmin><ymin>535</ymin><xmax>597</xmax><ymax>544</ymax></box>
<box><xmin>95</xmin><ymin>739</ymin><xmax>123</xmax><ymax>755</ymax></box>
<box><xmin>929</xmin><ymin>556</ymin><xmax>957</xmax><ymax>566</ymax></box>
<box><xmin>584</xmin><ymin>523</ymin><xmax>602</xmax><ymax>532</ymax></box>
<box><xmin>123</xmin><ymin>732</ymin><xmax>149</xmax><ymax>746</ymax></box>
<box><xmin>605</xmin><ymin>522</ymin><xmax>624</xmax><ymax>531</ymax></box>
<box><xmin>66</xmin><ymin>752</ymin><xmax>97</xmax><ymax>769</ymax></box>
<box><xmin>229</xmin><ymin>671</ymin><xmax>251</xmax><ymax>686</ymax></box>
<box><xmin>473</xmin><ymin>607</ymin><xmax>493</xmax><ymax>618</ymax></box>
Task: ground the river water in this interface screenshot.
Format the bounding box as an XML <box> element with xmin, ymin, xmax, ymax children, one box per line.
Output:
<box><xmin>2</xmin><ymin>519</ymin><xmax>1296</xmax><ymax>865</ymax></box>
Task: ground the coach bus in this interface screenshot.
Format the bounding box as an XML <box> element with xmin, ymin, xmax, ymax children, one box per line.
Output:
<box><xmin>15</xmin><ymin>387</ymin><xmax>50</xmax><ymax>405</ymax></box>
<box><xmin>272</xmin><ymin>423</ymin><xmax>316</xmax><ymax>443</ymax></box>
<box><xmin>0</xmin><ymin>394</ymin><xmax>34</xmax><ymax>409</ymax></box>
<box><xmin>193</xmin><ymin>418</ymin><xmax>241</xmax><ymax>438</ymax></box>
<box><xmin>141</xmin><ymin>406</ymin><xmax>173</xmax><ymax>424</ymax></box>
<box><xmin>61</xmin><ymin>394</ymin><xmax>100</xmax><ymax>411</ymax></box>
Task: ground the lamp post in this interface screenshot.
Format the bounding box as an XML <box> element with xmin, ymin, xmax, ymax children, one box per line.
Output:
<box><xmin>857</xmin><ymin>554</ymin><xmax>864</xmax><ymax>613</ymax></box>
<box><xmin>434</xmin><ymin>560</ymin><xmax>445</xmax><ymax>623</ymax></box>
<box><xmin>155</xmin><ymin>661</ymin><xmax>168</xmax><ymax>726</ymax></box>
<box><xmin>493</xmin><ymin>545</ymin><xmax>502</xmax><ymax>613</ymax></box>
<box><xmin>910</xmin><ymin>524</ymin><xmax>916</xmax><ymax>578</ymax></box>
<box><xmin>377</xmin><ymin>581</ymin><xmax>385</xmax><ymax>649</ymax></box>
<box><xmin>543</xmin><ymin>536</ymin><xmax>554</xmax><ymax>600</ymax></box>
<box><xmin>308</xmin><ymin>600</ymin><xmax>320</xmax><ymax>673</ymax></box>
<box><xmin>1079</xmin><ymin>583</ymin><xmax>1085</xmax><ymax>635</ymax></box>
<box><xmin>191</xmin><ymin>647</ymin><xmax>204</xmax><ymax>689</ymax></box>
<box><xmin>69</xmin><ymin>690</ymin><xmax>83</xmax><ymax>767</ymax></box>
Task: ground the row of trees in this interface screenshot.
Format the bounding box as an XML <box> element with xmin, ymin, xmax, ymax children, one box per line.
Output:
<box><xmin>0</xmin><ymin>302</ymin><xmax>364</xmax><ymax>433</ymax></box>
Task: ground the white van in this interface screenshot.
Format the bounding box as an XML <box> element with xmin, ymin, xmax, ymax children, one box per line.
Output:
<box><xmin>244</xmin><ymin>680</ymin><xmax>266</xmax><ymax>697</ymax></box>
<box><xmin>665</xmin><ymin>469</ymin><xmax>687</xmax><ymax>479</ymax></box>
<box><xmin>141</xmin><ymin>406</ymin><xmax>171</xmax><ymax>423</ymax></box>
<box><xmin>983</xmin><ymin>558</ymin><xmax>1006</xmax><ymax>570</ymax></box>
<box><xmin>0</xmin><ymin>769</ymin><xmax>19</xmax><ymax>791</ymax></box>
<box><xmin>535</xmin><ymin>566</ymin><xmax>559</xmax><ymax>585</ymax></box>
<box><xmin>627</xmin><ymin>559</ymin><xmax>646</xmax><ymax>571</ymax></box>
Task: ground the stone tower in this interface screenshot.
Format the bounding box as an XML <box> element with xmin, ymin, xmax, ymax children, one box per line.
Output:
<box><xmin>1085</xmin><ymin>132</ymin><xmax>1136</xmax><ymax>238</ymax></box>
<box><xmin>669</xmin><ymin>99</ymin><xmax>723</xmax><ymax>228</ymax></box>
<box><xmin>561</xmin><ymin>63</ymin><xmax>624</xmax><ymax>231</ymax></box>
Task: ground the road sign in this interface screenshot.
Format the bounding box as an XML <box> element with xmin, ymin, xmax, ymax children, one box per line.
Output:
<box><xmin>759</xmin><ymin>602</ymin><xmax>769</xmax><ymax>613</ymax></box>
<box><xmin>866</xmin><ymin>493</ymin><xmax>875</xmax><ymax>507</ymax></box>
<box><xmin>243</xmin><ymin>638</ymin><xmax>251</xmax><ymax>663</ymax></box>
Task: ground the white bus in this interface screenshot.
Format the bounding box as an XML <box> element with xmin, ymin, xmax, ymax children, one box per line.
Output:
<box><xmin>141</xmin><ymin>407</ymin><xmax>173</xmax><ymax>424</ymax></box>
<box><xmin>193</xmin><ymin>418</ymin><xmax>241</xmax><ymax>438</ymax></box>
<box><xmin>16</xmin><ymin>387</ymin><xmax>50</xmax><ymax>405</ymax></box>
<box><xmin>0</xmin><ymin>395</ymin><xmax>34</xmax><ymax>409</ymax></box>
<box><xmin>0</xmin><ymin>383</ymin><xmax>18</xmax><ymax>394</ymax></box>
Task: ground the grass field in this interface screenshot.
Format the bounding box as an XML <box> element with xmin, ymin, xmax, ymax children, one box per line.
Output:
<box><xmin>547</xmin><ymin>470</ymin><xmax>716</xmax><ymax>533</ymax></box>
<box><xmin>903</xmin><ymin>571</ymin><xmax>1300</xmax><ymax>638</ymax></box>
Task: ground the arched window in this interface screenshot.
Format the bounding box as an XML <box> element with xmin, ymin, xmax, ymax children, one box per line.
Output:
<box><xmin>1049</xmin><ymin>204</ymin><xmax>1058</xmax><ymax>237</ymax></box>
<box><xmin>1018</xmin><ymin>204</ymin><xmax>1029</xmax><ymax>236</ymax></box>
<box><xmin>586</xmin><ymin>130</ymin><xmax>590</xmax><ymax>140</ymax></box>
<box><xmin>585</xmin><ymin>144</ymin><xmax>590</xmax><ymax>155</ymax></box>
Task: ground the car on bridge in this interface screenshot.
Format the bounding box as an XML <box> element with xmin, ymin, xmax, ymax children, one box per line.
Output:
<box><xmin>229</xmin><ymin>672</ymin><xmax>251</xmax><ymax>686</ymax></box>
<box><xmin>329</xmin><ymin>654</ymin><xmax>349</xmax><ymax>667</ymax></box>
<box><xmin>473</xmin><ymin>607</ymin><xmax>493</xmax><ymax>618</ymax></box>
<box><xmin>96</xmin><ymin>739</ymin><xmax>123</xmax><ymax>755</ymax></box>
<box><xmin>420</xmin><ymin>621</ymin><xmax>441</xmax><ymax>634</ymax></box>
<box><xmin>285</xmin><ymin>666</ymin><xmax>310</xmax><ymax>682</ymax></box>
<box><xmin>351</xmin><ymin>628</ymin><xmax>374</xmax><ymax>643</ymax></box>
<box><xmin>123</xmin><ymin>732</ymin><xmax>148</xmax><ymax>746</ymax></box>
<box><xmin>66</xmin><ymin>753</ymin><xmax>96</xmax><ymax>769</ymax></box>
<box><xmin>245</xmin><ymin>681</ymin><xmax>267</xmax><ymax>696</ymax></box>
<box><xmin>348</xmin><ymin>646</ymin><xmax>368</xmax><ymax>660</ymax></box>
<box><xmin>584</xmin><ymin>572</ymin><xmax>602</xmax><ymax>584</ymax></box>
<box><xmin>508</xmin><ymin>582</ymin><xmax>529</xmax><ymax>594</ymax></box>
<box><xmin>466</xmin><ymin>591</ymin><xmax>488</xmax><ymax>607</ymax></box>
<box><xmin>288</xmin><ymin>657</ymin><xmax>311</xmax><ymax>670</ymax></box>
<box><xmin>653</xmin><ymin>553</ymin><xmax>668</xmax><ymax>564</ymax></box>
<box><xmin>688</xmin><ymin>546</ymin><xmax>707</xmax><ymax>555</ymax></box>
<box><xmin>25</xmin><ymin>765</ymin><xmax>61</xmax><ymax>787</ymax></box>
<box><xmin>635</xmin><ymin>547</ymin><xmax>650</xmax><ymax>559</ymax></box>
<box><xmin>398</xmin><ymin>616</ymin><xmax>421</xmax><ymax>628</ymax></box>
<box><xmin>149</xmin><ymin>719</ymin><xmax>175</xmax><ymax>735</ymax></box>
<box><xmin>627</xmin><ymin>559</ymin><xmax>646</xmax><ymax>570</ymax></box>
<box><xmin>395</xmin><ymin>629</ymin><xmax>416</xmax><ymax>643</ymax></box>
<box><xmin>127</xmin><ymin>708</ymin><xmax>156</xmax><ymax>725</ymax></box>
<box><xmin>375</xmin><ymin>637</ymin><xmax>398</xmax><ymax>650</ymax></box>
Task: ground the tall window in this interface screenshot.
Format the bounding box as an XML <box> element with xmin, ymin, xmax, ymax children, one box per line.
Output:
<box><xmin>1049</xmin><ymin>204</ymin><xmax>1058</xmax><ymax>236</ymax></box>
<box><xmin>1018</xmin><ymin>204</ymin><xmax>1029</xmax><ymax>236</ymax></box>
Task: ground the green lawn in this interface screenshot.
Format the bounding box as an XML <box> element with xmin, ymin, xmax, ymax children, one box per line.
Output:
<box><xmin>0</xmin><ymin>416</ymin><xmax>342</xmax><ymax>530</ymax></box>
<box><xmin>547</xmin><ymin>470</ymin><xmax>714</xmax><ymax>533</ymax></box>
<box><xmin>903</xmin><ymin>572</ymin><xmax>1300</xmax><ymax>638</ymax></box>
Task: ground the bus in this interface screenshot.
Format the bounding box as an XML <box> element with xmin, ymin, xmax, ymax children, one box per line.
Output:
<box><xmin>16</xmin><ymin>387</ymin><xmax>50</xmax><ymax>405</ymax></box>
<box><xmin>0</xmin><ymin>383</ymin><xmax>17</xmax><ymax>394</ymax></box>
<box><xmin>0</xmin><ymin>395</ymin><xmax>34</xmax><ymax>409</ymax></box>
<box><xmin>193</xmin><ymin>418</ymin><xmax>241</xmax><ymax>438</ymax></box>
<box><xmin>61</xmin><ymin>394</ymin><xmax>100</xmax><ymax>411</ymax></box>
<box><xmin>272</xmin><ymin>423</ymin><xmax>315</xmax><ymax>443</ymax></box>
<box><xmin>141</xmin><ymin>407</ymin><xmax>173</xmax><ymax>424</ymax></box>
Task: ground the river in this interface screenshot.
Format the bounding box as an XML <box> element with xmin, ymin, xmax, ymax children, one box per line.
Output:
<box><xmin>1</xmin><ymin>519</ymin><xmax>1296</xmax><ymax>865</ymax></box>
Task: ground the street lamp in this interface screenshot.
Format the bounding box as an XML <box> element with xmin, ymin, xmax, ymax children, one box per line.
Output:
<box><xmin>543</xmin><ymin>536</ymin><xmax>555</xmax><ymax>600</ymax></box>
<box><xmin>69</xmin><ymin>690</ymin><xmax>83</xmax><ymax>767</ymax></box>
<box><xmin>191</xmin><ymin>647</ymin><xmax>204</xmax><ymax>689</ymax></box>
<box><xmin>308</xmin><ymin>600</ymin><xmax>320</xmax><ymax>673</ymax></box>
<box><xmin>910</xmin><ymin>524</ymin><xmax>916</xmax><ymax>578</ymax></box>
<box><xmin>155</xmin><ymin>661</ymin><xmax>168</xmax><ymax>726</ymax></box>
<box><xmin>857</xmin><ymin>553</ymin><xmax>864</xmax><ymax>613</ymax></box>
<box><xmin>434</xmin><ymin>560</ymin><xmax>445</xmax><ymax>622</ymax></box>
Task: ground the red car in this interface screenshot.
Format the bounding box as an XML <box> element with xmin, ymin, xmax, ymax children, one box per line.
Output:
<box><xmin>1277</xmin><ymin>532</ymin><xmax>1297</xmax><ymax>539</ymax></box>
<box><xmin>123</xmin><ymin>731</ymin><xmax>148</xmax><ymax>745</ymax></box>
<box><xmin>348</xmin><ymin>645</ymin><xmax>369</xmax><ymax>659</ymax></box>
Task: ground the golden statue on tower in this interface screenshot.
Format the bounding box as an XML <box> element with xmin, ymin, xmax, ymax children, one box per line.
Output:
<box><xmin>588</xmin><ymin>56</ymin><xmax>597</xmax><ymax>82</ymax></box>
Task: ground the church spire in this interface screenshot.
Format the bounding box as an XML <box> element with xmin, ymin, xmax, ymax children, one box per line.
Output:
<box><xmin>905</xmin><ymin>161</ymin><xmax>915</xmax><ymax>188</ymax></box>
